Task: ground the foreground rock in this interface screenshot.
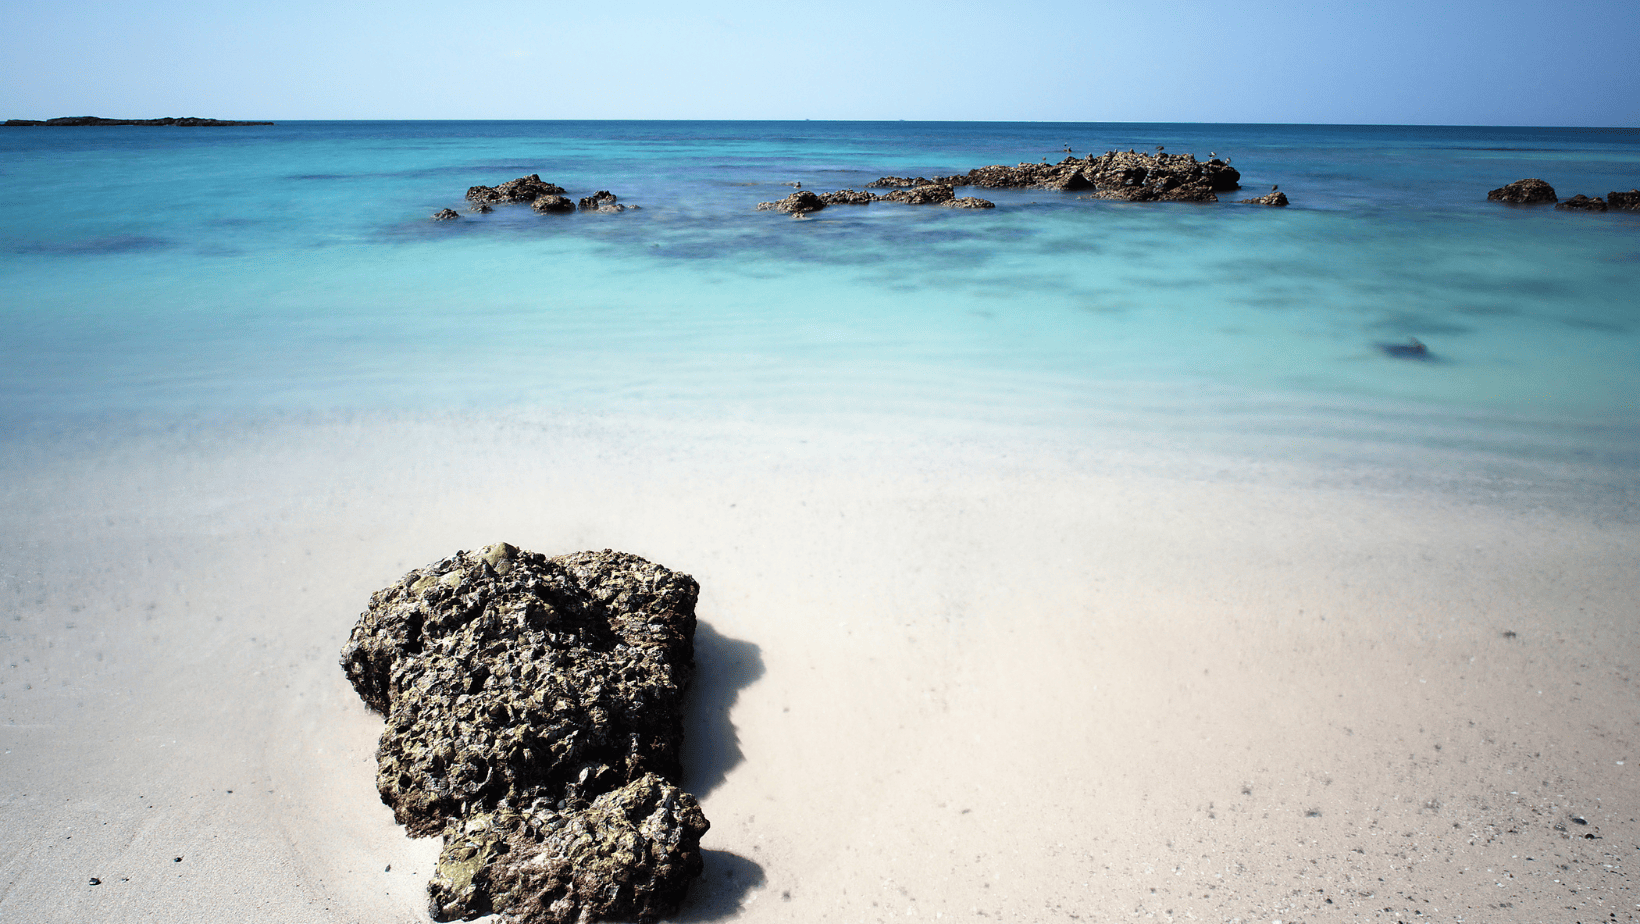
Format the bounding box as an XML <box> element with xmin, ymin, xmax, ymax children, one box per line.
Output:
<box><xmin>1610</xmin><ymin>190</ymin><xmax>1640</xmax><ymax>210</ymax></box>
<box><xmin>1556</xmin><ymin>194</ymin><xmax>1607</xmax><ymax>212</ymax></box>
<box><xmin>1487</xmin><ymin>178</ymin><xmax>1557</xmax><ymax>204</ymax></box>
<box><xmin>946</xmin><ymin>196</ymin><xmax>996</xmax><ymax>209</ymax></box>
<box><xmin>341</xmin><ymin>545</ymin><xmax>708</xmax><ymax>924</ymax></box>
<box><xmin>4</xmin><ymin>115</ymin><xmax>273</xmax><ymax>126</ymax></box>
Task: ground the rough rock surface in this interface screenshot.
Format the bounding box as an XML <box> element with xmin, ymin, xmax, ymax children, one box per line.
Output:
<box><xmin>579</xmin><ymin>191</ymin><xmax>623</xmax><ymax>212</ymax></box>
<box><xmin>865</xmin><ymin>151</ymin><xmax>1238</xmax><ymax>202</ymax></box>
<box><xmin>1487</xmin><ymin>178</ymin><xmax>1557</xmax><ymax>204</ymax></box>
<box><xmin>867</xmin><ymin>175</ymin><xmax>934</xmax><ymax>188</ymax></box>
<box><xmin>530</xmin><ymin>195</ymin><xmax>575</xmax><ymax>214</ymax></box>
<box><xmin>469</xmin><ymin>203</ymin><xmax>494</xmax><ymax>213</ymax></box>
<box><xmin>340</xmin><ymin>544</ymin><xmax>708</xmax><ymax>924</ymax></box>
<box><xmin>1238</xmin><ymin>191</ymin><xmax>1289</xmax><ymax>206</ymax></box>
<box><xmin>432</xmin><ymin>209</ymin><xmax>461</xmax><ymax>221</ymax></box>
<box><xmin>467</xmin><ymin>175</ymin><xmax>568</xmax><ymax>205</ymax></box>
<box><xmin>945</xmin><ymin>196</ymin><xmax>996</xmax><ymax>209</ymax></box>
<box><xmin>818</xmin><ymin>189</ymin><xmax>876</xmax><ymax>205</ymax></box>
<box><xmin>1609</xmin><ymin>190</ymin><xmax>1640</xmax><ymax>210</ymax></box>
<box><xmin>1555</xmin><ymin>194</ymin><xmax>1608</xmax><ymax>212</ymax></box>
<box><xmin>756</xmin><ymin>190</ymin><xmax>827</xmax><ymax>213</ymax></box>
<box><xmin>882</xmin><ymin>184</ymin><xmax>957</xmax><ymax>205</ymax></box>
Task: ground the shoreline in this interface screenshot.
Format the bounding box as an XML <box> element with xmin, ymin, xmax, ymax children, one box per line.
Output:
<box><xmin>2</xmin><ymin>409</ymin><xmax>1637</xmax><ymax>922</ymax></box>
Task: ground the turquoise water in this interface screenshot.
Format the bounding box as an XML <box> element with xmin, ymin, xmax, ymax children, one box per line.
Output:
<box><xmin>2</xmin><ymin>121</ymin><xmax>1636</xmax><ymax>468</ymax></box>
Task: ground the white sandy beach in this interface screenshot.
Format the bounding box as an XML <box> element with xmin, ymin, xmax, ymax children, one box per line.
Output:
<box><xmin>2</xmin><ymin>411</ymin><xmax>1636</xmax><ymax>924</ymax></box>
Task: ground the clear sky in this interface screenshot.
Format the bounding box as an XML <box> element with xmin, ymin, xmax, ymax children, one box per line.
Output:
<box><xmin>4</xmin><ymin>0</ymin><xmax>1637</xmax><ymax>125</ymax></box>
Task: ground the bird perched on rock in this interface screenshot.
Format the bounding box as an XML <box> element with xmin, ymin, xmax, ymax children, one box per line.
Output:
<box><xmin>1272</xmin><ymin>184</ymin><xmax>1279</xmax><ymax>191</ymax></box>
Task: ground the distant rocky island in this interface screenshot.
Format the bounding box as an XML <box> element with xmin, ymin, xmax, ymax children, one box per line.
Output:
<box><xmin>4</xmin><ymin>116</ymin><xmax>273</xmax><ymax>127</ymax></box>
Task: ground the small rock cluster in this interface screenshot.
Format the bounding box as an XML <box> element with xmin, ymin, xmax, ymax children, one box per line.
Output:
<box><xmin>762</xmin><ymin>149</ymin><xmax>1253</xmax><ymax>213</ymax></box>
<box><xmin>432</xmin><ymin>176</ymin><xmax>630</xmax><ymax>220</ymax></box>
<box><xmin>1487</xmin><ymin>178</ymin><xmax>1640</xmax><ymax>212</ymax></box>
<box><xmin>341</xmin><ymin>544</ymin><xmax>708</xmax><ymax>924</ymax></box>
<box><xmin>755</xmin><ymin>185</ymin><xmax>996</xmax><ymax>213</ymax></box>
<box><xmin>864</xmin><ymin>150</ymin><xmax>1243</xmax><ymax>202</ymax></box>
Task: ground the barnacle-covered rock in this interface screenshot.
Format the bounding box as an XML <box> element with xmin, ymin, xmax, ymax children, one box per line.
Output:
<box><xmin>428</xmin><ymin>773</ymin><xmax>708</xmax><ymax>924</ymax></box>
<box><xmin>1486</xmin><ymin>177</ymin><xmax>1557</xmax><ymax>204</ymax></box>
<box><xmin>881</xmin><ymin>183</ymin><xmax>956</xmax><ymax>205</ymax></box>
<box><xmin>818</xmin><ymin>189</ymin><xmax>876</xmax><ymax>205</ymax></box>
<box><xmin>755</xmin><ymin>190</ymin><xmax>827</xmax><ymax>213</ymax></box>
<box><xmin>341</xmin><ymin>544</ymin><xmax>708</xmax><ymax>923</ymax></box>
<box><xmin>467</xmin><ymin>175</ymin><xmax>568</xmax><ymax>204</ymax></box>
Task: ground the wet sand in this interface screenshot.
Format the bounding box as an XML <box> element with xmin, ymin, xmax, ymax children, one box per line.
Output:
<box><xmin>2</xmin><ymin>411</ymin><xmax>1636</xmax><ymax>923</ymax></box>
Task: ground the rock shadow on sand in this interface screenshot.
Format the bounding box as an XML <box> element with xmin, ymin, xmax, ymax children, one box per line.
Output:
<box><xmin>682</xmin><ymin>620</ymin><xmax>763</xmax><ymax>796</ymax></box>
<box><xmin>669</xmin><ymin>850</ymin><xmax>767</xmax><ymax>922</ymax></box>
<box><xmin>671</xmin><ymin>621</ymin><xmax>765</xmax><ymax>920</ymax></box>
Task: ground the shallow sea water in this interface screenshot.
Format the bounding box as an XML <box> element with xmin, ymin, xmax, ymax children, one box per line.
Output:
<box><xmin>1</xmin><ymin>121</ymin><xmax>1636</xmax><ymax>487</ymax></box>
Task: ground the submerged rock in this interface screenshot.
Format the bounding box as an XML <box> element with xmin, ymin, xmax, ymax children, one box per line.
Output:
<box><xmin>1380</xmin><ymin>337</ymin><xmax>1431</xmax><ymax>360</ymax></box>
<box><xmin>1487</xmin><ymin>178</ymin><xmax>1557</xmax><ymax>204</ymax></box>
<box><xmin>341</xmin><ymin>544</ymin><xmax>708</xmax><ymax>924</ymax></box>
<box><xmin>432</xmin><ymin>209</ymin><xmax>462</xmax><ymax>221</ymax></box>
<box><xmin>1556</xmin><ymin>194</ymin><xmax>1607</xmax><ymax>212</ymax></box>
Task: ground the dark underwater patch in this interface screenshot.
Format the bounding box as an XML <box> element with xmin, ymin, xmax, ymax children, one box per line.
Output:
<box><xmin>15</xmin><ymin>235</ymin><xmax>173</xmax><ymax>255</ymax></box>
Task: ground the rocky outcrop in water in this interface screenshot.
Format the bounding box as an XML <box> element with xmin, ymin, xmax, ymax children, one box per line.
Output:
<box><xmin>1239</xmin><ymin>190</ymin><xmax>1289</xmax><ymax>206</ymax></box>
<box><xmin>864</xmin><ymin>150</ymin><xmax>1239</xmax><ymax>203</ymax></box>
<box><xmin>340</xmin><ymin>544</ymin><xmax>708</xmax><ymax>924</ymax></box>
<box><xmin>881</xmin><ymin>184</ymin><xmax>957</xmax><ymax>205</ymax></box>
<box><xmin>1555</xmin><ymin>194</ymin><xmax>1607</xmax><ymax>212</ymax></box>
<box><xmin>762</xmin><ymin>186</ymin><xmax>995</xmax><ymax>210</ymax></box>
<box><xmin>818</xmin><ymin>189</ymin><xmax>876</xmax><ymax>205</ymax></box>
<box><xmin>756</xmin><ymin>190</ymin><xmax>827</xmax><ymax>213</ymax></box>
<box><xmin>4</xmin><ymin>116</ymin><xmax>273</xmax><ymax>126</ymax></box>
<box><xmin>432</xmin><ymin>209</ymin><xmax>461</xmax><ymax>221</ymax></box>
<box><xmin>467</xmin><ymin>175</ymin><xmax>568</xmax><ymax>205</ymax></box>
<box><xmin>1609</xmin><ymin>190</ymin><xmax>1640</xmax><ymax>210</ymax></box>
<box><xmin>579</xmin><ymin>191</ymin><xmax>623</xmax><ymax>212</ymax></box>
<box><xmin>1487</xmin><ymin>178</ymin><xmax>1557</xmax><ymax>204</ymax></box>
<box><xmin>530</xmin><ymin>195</ymin><xmax>575</xmax><ymax>214</ymax></box>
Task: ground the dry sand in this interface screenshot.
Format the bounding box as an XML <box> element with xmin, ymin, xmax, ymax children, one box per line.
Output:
<box><xmin>2</xmin><ymin>411</ymin><xmax>1636</xmax><ymax>923</ymax></box>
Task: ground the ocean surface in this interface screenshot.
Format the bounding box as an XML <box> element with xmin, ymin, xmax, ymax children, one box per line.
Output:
<box><xmin>2</xmin><ymin>121</ymin><xmax>1636</xmax><ymax>490</ymax></box>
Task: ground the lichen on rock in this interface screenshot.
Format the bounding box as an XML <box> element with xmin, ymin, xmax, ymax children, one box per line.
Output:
<box><xmin>341</xmin><ymin>544</ymin><xmax>709</xmax><ymax>924</ymax></box>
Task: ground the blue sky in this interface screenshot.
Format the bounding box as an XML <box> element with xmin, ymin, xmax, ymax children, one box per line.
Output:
<box><xmin>4</xmin><ymin>0</ymin><xmax>1637</xmax><ymax>125</ymax></box>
